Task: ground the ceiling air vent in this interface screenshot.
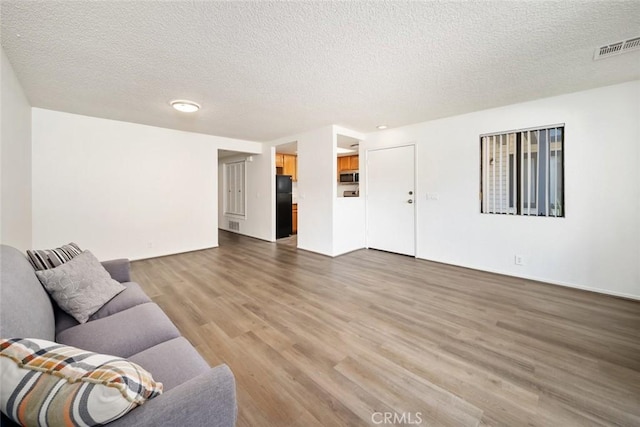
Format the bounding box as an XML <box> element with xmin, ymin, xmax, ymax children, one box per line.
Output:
<box><xmin>594</xmin><ymin>36</ymin><xmax>640</xmax><ymax>60</ymax></box>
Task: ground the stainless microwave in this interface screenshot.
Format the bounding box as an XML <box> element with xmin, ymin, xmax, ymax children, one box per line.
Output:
<box><xmin>339</xmin><ymin>170</ymin><xmax>359</xmax><ymax>183</ymax></box>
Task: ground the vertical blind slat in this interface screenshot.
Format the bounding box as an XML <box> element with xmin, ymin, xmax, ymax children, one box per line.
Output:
<box><xmin>545</xmin><ymin>128</ymin><xmax>550</xmax><ymax>217</ymax></box>
<box><xmin>512</xmin><ymin>134</ymin><xmax>517</xmax><ymax>214</ymax></box>
<box><xmin>482</xmin><ymin>136</ymin><xmax>489</xmax><ymax>213</ymax></box>
<box><xmin>521</xmin><ymin>132</ymin><xmax>524</xmax><ymax>214</ymax></box>
<box><xmin>520</xmin><ymin>132</ymin><xmax>524</xmax><ymax>215</ymax></box>
<box><xmin>505</xmin><ymin>134</ymin><xmax>510</xmax><ymax>214</ymax></box>
<box><xmin>535</xmin><ymin>129</ymin><xmax>540</xmax><ymax>216</ymax></box>
<box><xmin>527</xmin><ymin>130</ymin><xmax>531</xmax><ymax>216</ymax></box>
<box><xmin>492</xmin><ymin>135</ymin><xmax>496</xmax><ymax>213</ymax></box>
<box><xmin>499</xmin><ymin>134</ymin><xmax>503</xmax><ymax>213</ymax></box>
<box><xmin>483</xmin><ymin>136</ymin><xmax>488</xmax><ymax>213</ymax></box>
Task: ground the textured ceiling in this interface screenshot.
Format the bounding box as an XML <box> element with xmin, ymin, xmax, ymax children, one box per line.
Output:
<box><xmin>1</xmin><ymin>1</ymin><xmax>639</xmax><ymax>142</ymax></box>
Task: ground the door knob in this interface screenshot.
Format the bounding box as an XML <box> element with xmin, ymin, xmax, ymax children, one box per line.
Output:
<box><xmin>408</xmin><ymin>199</ymin><xmax>413</xmax><ymax>204</ymax></box>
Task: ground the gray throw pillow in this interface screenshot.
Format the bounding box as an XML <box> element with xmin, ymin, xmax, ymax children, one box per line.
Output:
<box><xmin>36</xmin><ymin>251</ymin><xmax>126</xmax><ymax>324</ymax></box>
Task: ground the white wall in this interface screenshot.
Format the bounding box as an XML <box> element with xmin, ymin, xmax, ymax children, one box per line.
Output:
<box><xmin>218</xmin><ymin>148</ymin><xmax>273</xmax><ymax>242</ymax></box>
<box><xmin>267</xmin><ymin>126</ymin><xmax>335</xmax><ymax>255</ymax></box>
<box><xmin>32</xmin><ymin>108</ymin><xmax>261</xmax><ymax>261</ymax></box>
<box><xmin>293</xmin><ymin>126</ymin><xmax>336</xmax><ymax>255</ymax></box>
<box><xmin>334</xmin><ymin>197</ymin><xmax>366</xmax><ymax>255</ymax></box>
<box><xmin>1</xmin><ymin>48</ymin><xmax>32</xmax><ymax>251</ymax></box>
<box><xmin>364</xmin><ymin>81</ymin><xmax>640</xmax><ymax>299</ymax></box>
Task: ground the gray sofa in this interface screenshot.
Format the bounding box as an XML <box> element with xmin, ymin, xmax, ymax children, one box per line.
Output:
<box><xmin>0</xmin><ymin>244</ymin><xmax>237</xmax><ymax>426</ymax></box>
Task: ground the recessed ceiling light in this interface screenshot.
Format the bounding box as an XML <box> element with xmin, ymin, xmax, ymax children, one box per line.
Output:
<box><xmin>377</xmin><ymin>125</ymin><xmax>388</xmax><ymax>130</ymax></box>
<box><xmin>170</xmin><ymin>100</ymin><xmax>200</xmax><ymax>113</ymax></box>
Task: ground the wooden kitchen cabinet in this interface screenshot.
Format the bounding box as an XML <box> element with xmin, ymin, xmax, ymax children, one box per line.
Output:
<box><xmin>337</xmin><ymin>155</ymin><xmax>359</xmax><ymax>179</ymax></box>
<box><xmin>276</xmin><ymin>153</ymin><xmax>297</xmax><ymax>181</ymax></box>
<box><xmin>337</xmin><ymin>156</ymin><xmax>351</xmax><ymax>173</ymax></box>
<box><xmin>292</xmin><ymin>204</ymin><xmax>298</xmax><ymax>234</ymax></box>
<box><xmin>275</xmin><ymin>153</ymin><xmax>284</xmax><ymax>168</ymax></box>
<box><xmin>283</xmin><ymin>154</ymin><xmax>297</xmax><ymax>182</ymax></box>
<box><xmin>349</xmin><ymin>155</ymin><xmax>359</xmax><ymax>170</ymax></box>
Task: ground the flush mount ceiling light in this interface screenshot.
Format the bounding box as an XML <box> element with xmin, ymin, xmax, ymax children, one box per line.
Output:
<box><xmin>170</xmin><ymin>100</ymin><xmax>200</xmax><ymax>113</ymax></box>
<box><xmin>377</xmin><ymin>125</ymin><xmax>388</xmax><ymax>130</ymax></box>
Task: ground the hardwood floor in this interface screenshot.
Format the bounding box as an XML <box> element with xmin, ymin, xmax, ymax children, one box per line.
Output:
<box><xmin>130</xmin><ymin>231</ymin><xmax>640</xmax><ymax>426</ymax></box>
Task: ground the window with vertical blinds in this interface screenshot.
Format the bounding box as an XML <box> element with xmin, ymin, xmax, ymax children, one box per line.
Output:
<box><xmin>224</xmin><ymin>161</ymin><xmax>246</xmax><ymax>217</ymax></box>
<box><xmin>480</xmin><ymin>125</ymin><xmax>564</xmax><ymax>217</ymax></box>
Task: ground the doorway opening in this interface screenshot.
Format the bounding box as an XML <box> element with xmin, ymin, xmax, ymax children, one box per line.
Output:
<box><xmin>337</xmin><ymin>134</ymin><xmax>360</xmax><ymax>198</ymax></box>
<box><xmin>274</xmin><ymin>141</ymin><xmax>298</xmax><ymax>246</ymax></box>
<box><xmin>217</xmin><ymin>149</ymin><xmax>252</xmax><ymax>245</ymax></box>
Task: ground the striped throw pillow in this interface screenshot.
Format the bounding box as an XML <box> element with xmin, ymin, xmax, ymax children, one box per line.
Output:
<box><xmin>26</xmin><ymin>243</ymin><xmax>83</xmax><ymax>271</ymax></box>
<box><xmin>0</xmin><ymin>338</ymin><xmax>163</xmax><ymax>427</ymax></box>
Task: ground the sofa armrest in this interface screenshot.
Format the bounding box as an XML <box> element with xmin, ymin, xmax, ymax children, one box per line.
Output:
<box><xmin>101</xmin><ymin>259</ymin><xmax>131</xmax><ymax>283</ymax></box>
<box><xmin>108</xmin><ymin>364</ymin><xmax>237</xmax><ymax>427</ymax></box>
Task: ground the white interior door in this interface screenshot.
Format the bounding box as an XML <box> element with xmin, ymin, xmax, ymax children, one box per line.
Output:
<box><xmin>366</xmin><ymin>145</ymin><xmax>415</xmax><ymax>256</ymax></box>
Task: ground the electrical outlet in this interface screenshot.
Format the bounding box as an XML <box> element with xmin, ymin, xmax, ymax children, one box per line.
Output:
<box><xmin>514</xmin><ymin>255</ymin><xmax>524</xmax><ymax>266</ymax></box>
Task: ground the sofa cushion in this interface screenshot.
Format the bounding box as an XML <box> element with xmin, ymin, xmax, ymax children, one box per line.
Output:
<box><xmin>0</xmin><ymin>338</ymin><xmax>162</xmax><ymax>427</ymax></box>
<box><xmin>55</xmin><ymin>282</ymin><xmax>152</xmax><ymax>335</ymax></box>
<box><xmin>101</xmin><ymin>258</ymin><xmax>132</xmax><ymax>283</ymax></box>
<box><xmin>26</xmin><ymin>242</ymin><xmax>82</xmax><ymax>270</ymax></box>
<box><xmin>56</xmin><ymin>303</ymin><xmax>181</xmax><ymax>358</ymax></box>
<box><xmin>106</xmin><ymin>365</ymin><xmax>237</xmax><ymax>427</ymax></box>
<box><xmin>0</xmin><ymin>246</ymin><xmax>55</xmax><ymax>341</ymax></box>
<box><xmin>129</xmin><ymin>337</ymin><xmax>210</xmax><ymax>391</ymax></box>
<box><xmin>35</xmin><ymin>251</ymin><xmax>126</xmax><ymax>323</ymax></box>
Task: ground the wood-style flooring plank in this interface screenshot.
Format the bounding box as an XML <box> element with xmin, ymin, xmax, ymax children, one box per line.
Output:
<box><xmin>131</xmin><ymin>231</ymin><xmax>640</xmax><ymax>427</ymax></box>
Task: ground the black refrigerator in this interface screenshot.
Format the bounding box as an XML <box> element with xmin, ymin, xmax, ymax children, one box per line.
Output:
<box><xmin>276</xmin><ymin>175</ymin><xmax>293</xmax><ymax>238</ymax></box>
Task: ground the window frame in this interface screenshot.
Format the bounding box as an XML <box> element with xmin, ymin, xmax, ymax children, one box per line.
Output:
<box><xmin>480</xmin><ymin>124</ymin><xmax>565</xmax><ymax>217</ymax></box>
